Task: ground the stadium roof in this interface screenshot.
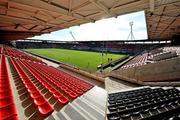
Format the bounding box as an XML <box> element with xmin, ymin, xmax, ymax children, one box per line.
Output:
<box><xmin>0</xmin><ymin>0</ymin><xmax>179</xmax><ymax>41</ymax></box>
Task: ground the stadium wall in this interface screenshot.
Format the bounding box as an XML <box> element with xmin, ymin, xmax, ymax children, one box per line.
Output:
<box><xmin>109</xmin><ymin>57</ymin><xmax>180</xmax><ymax>84</ymax></box>
<box><xmin>15</xmin><ymin>41</ymin><xmax>168</xmax><ymax>55</ymax></box>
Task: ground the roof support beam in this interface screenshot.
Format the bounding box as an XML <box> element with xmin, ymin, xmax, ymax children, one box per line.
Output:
<box><xmin>0</xmin><ymin>14</ymin><xmax>58</xmax><ymax>27</ymax></box>
<box><xmin>110</xmin><ymin>0</ymin><xmax>149</xmax><ymax>16</ymax></box>
<box><xmin>0</xmin><ymin>14</ymin><xmax>42</xmax><ymax>25</ymax></box>
<box><xmin>48</xmin><ymin>0</ymin><xmax>52</xmax><ymax>4</ymax></box>
<box><xmin>72</xmin><ymin>1</ymin><xmax>90</xmax><ymax>11</ymax></box>
<box><xmin>40</xmin><ymin>26</ymin><xmax>52</xmax><ymax>32</ymax></box>
<box><xmin>2</xmin><ymin>0</ymin><xmax>94</xmax><ymax>23</ymax></box>
<box><xmin>5</xmin><ymin>1</ymin><xmax>10</xmax><ymax>15</ymax></box>
<box><xmin>149</xmin><ymin>0</ymin><xmax>155</xmax><ymax>12</ymax></box>
<box><xmin>89</xmin><ymin>0</ymin><xmax>116</xmax><ymax>17</ymax></box>
<box><xmin>7</xmin><ymin>1</ymin><xmax>10</xmax><ymax>9</ymax></box>
<box><xmin>154</xmin><ymin>6</ymin><xmax>166</xmax><ymax>33</ymax></box>
<box><xmin>73</xmin><ymin>13</ymin><xmax>95</xmax><ymax>22</ymax></box>
<box><xmin>20</xmin><ymin>24</ymin><xmax>29</xmax><ymax>30</ymax></box>
<box><xmin>14</xmin><ymin>24</ymin><xmax>20</xmax><ymax>29</ymax></box>
<box><xmin>31</xmin><ymin>16</ymin><xmax>47</xmax><ymax>23</ymax></box>
<box><xmin>28</xmin><ymin>25</ymin><xmax>38</xmax><ymax>30</ymax></box>
<box><xmin>68</xmin><ymin>0</ymin><xmax>72</xmax><ymax>14</ymax></box>
<box><xmin>160</xmin><ymin>14</ymin><xmax>180</xmax><ymax>35</ymax></box>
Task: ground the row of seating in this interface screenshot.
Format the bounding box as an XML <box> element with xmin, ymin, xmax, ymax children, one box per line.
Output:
<box><xmin>148</xmin><ymin>51</ymin><xmax>177</xmax><ymax>61</ymax></box>
<box><xmin>19</xmin><ymin>59</ymin><xmax>71</xmax><ymax>103</ymax></box>
<box><xmin>149</xmin><ymin>48</ymin><xmax>163</xmax><ymax>55</ymax></box>
<box><xmin>2</xmin><ymin>46</ymin><xmax>93</xmax><ymax>92</ymax></box>
<box><xmin>107</xmin><ymin>87</ymin><xmax>180</xmax><ymax>120</ymax></box>
<box><xmin>121</xmin><ymin>46</ymin><xmax>180</xmax><ymax>69</ymax></box>
<box><xmin>8</xmin><ymin>57</ymin><xmax>94</xmax><ymax>118</ymax></box>
<box><xmin>0</xmin><ymin>54</ymin><xmax>18</xmax><ymax>120</ymax></box>
<box><xmin>2</xmin><ymin>46</ymin><xmax>94</xmax><ymax>119</ymax></box>
<box><xmin>148</xmin><ymin>46</ymin><xmax>180</xmax><ymax>60</ymax></box>
<box><xmin>121</xmin><ymin>53</ymin><xmax>148</xmax><ymax>69</ymax></box>
<box><xmin>21</xmin><ymin>59</ymin><xmax>93</xmax><ymax>95</ymax></box>
<box><xmin>10</xmin><ymin>57</ymin><xmax>54</xmax><ymax>116</ymax></box>
<box><xmin>4</xmin><ymin>46</ymin><xmax>44</xmax><ymax>64</ymax></box>
<box><xmin>163</xmin><ymin>46</ymin><xmax>180</xmax><ymax>55</ymax></box>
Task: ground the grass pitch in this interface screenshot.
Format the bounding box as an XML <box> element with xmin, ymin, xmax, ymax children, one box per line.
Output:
<box><xmin>25</xmin><ymin>48</ymin><xmax>125</xmax><ymax>71</ymax></box>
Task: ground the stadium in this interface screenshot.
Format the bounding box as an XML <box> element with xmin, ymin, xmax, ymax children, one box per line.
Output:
<box><xmin>0</xmin><ymin>0</ymin><xmax>180</xmax><ymax>120</ymax></box>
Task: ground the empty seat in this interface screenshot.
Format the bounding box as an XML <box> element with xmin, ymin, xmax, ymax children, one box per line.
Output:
<box><xmin>10</xmin><ymin>57</ymin><xmax>53</xmax><ymax>116</ymax></box>
<box><xmin>0</xmin><ymin>96</ymin><xmax>14</xmax><ymax>107</ymax></box>
<box><xmin>2</xmin><ymin>46</ymin><xmax>95</xmax><ymax>119</ymax></box>
<box><xmin>0</xmin><ymin>104</ymin><xmax>17</xmax><ymax>119</ymax></box>
<box><xmin>0</xmin><ymin>55</ymin><xmax>18</xmax><ymax>119</ymax></box>
<box><xmin>38</xmin><ymin>102</ymin><xmax>53</xmax><ymax>116</ymax></box>
<box><xmin>19</xmin><ymin>60</ymin><xmax>70</xmax><ymax>105</ymax></box>
<box><xmin>107</xmin><ymin>87</ymin><xmax>180</xmax><ymax>120</ymax></box>
<box><xmin>21</xmin><ymin>59</ymin><xmax>92</xmax><ymax>100</ymax></box>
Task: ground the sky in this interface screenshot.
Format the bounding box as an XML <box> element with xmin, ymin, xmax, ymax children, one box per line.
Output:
<box><xmin>30</xmin><ymin>11</ymin><xmax>147</xmax><ymax>41</ymax></box>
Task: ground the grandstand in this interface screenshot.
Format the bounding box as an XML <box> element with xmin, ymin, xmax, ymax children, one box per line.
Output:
<box><xmin>0</xmin><ymin>0</ymin><xmax>180</xmax><ymax>120</ymax></box>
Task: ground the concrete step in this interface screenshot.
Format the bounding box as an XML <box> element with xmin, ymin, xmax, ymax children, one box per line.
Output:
<box><xmin>74</xmin><ymin>98</ymin><xmax>105</xmax><ymax>120</ymax></box>
<box><xmin>78</xmin><ymin>97</ymin><xmax>104</xmax><ymax>114</ymax></box>
<box><xmin>56</xmin><ymin>110</ymin><xmax>71</xmax><ymax>120</ymax></box>
<box><xmin>72</xmin><ymin>102</ymin><xmax>96</xmax><ymax>120</ymax></box>
<box><xmin>81</xmin><ymin>94</ymin><xmax>106</xmax><ymax>111</ymax></box>
<box><xmin>62</xmin><ymin>103</ymin><xmax>90</xmax><ymax>120</ymax></box>
<box><xmin>82</xmin><ymin>86</ymin><xmax>107</xmax><ymax>106</ymax></box>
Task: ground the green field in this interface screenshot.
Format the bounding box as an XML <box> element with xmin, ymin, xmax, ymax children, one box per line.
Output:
<box><xmin>25</xmin><ymin>48</ymin><xmax>125</xmax><ymax>71</ymax></box>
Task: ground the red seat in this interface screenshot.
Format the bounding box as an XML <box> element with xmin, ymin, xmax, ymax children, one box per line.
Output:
<box><xmin>6</xmin><ymin>115</ymin><xmax>18</xmax><ymax>120</ymax></box>
<box><xmin>81</xmin><ymin>87</ymin><xmax>89</xmax><ymax>92</ymax></box>
<box><xmin>0</xmin><ymin>91</ymin><xmax>12</xmax><ymax>99</ymax></box>
<box><xmin>27</xmin><ymin>87</ymin><xmax>38</xmax><ymax>93</ymax></box>
<box><xmin>53</xmin><ymin>92</ymin><xmax>68</xmax><ymax>104</ymax></box>
<box><xmin>57</xmin><ymin>83</ymin><xmax>63</xmax><ymax>88</ymax></box>
<box><xmin>69</xmin><ymin>92</ymin><xmax>78</xmax><ymax>98</ymax></box>
<box><xmin>0</xmin><ymin>83</ymin><xmax>10</xmax><ymax>87</ymax></box>
<box><xmin>0</xmin><ymin>96</ymin><xmax>14</xmax><ymax>108</ymax></box>
<box><xmin>13</xmin><ymin>55</ymin><xmax>95</xmax><ymax>107</ymax></box>
<box><xmin>53</xmin><ymin>92</ymin><xmax>62</xmax><ymax>98</ymax></box>
<box><xmin>75</xmin><ymin>89</ymin><xmax>83</xmax><ymax>95</ymax></box>
<box><xmin>48</xmin><ymin>87</ymin><xmax>56</xmax><ymax>94</ymax></box>
<box><xmin>58</xmin><ymin>96</ymin><xmax>69</xmax><ymax>105</ymax></box>
<box><xmin>45</xmin><ymin>84</ymin><xmax>51</xmax><ymax>89</ymax></box>
<box><xmin>65</xmin><ymin>89</ymin><xmax>78</xmax><ymax>98</ymax></box>
<box><xmin>11</xmin><ymin>58</ymin><xmax>54</xmax><ymax>116</ymax></box>
<box><xmin>25</xmin><ymin>84</ymin><xmax>37</xmax><ymax>89</ymax></box>
<box><xmin>38</xmin><ymin>102</ymin><xmax>53</xmax><ymax>116</ymax></box>
<box><xmin>34</xmin><ymin>96</ymin><xmax>46</xmax><ymax>106</ymax></box>
<box><xmin>0</xmin><ymin>87</ymin><xmax>10</xmax><ymax>93</ymax></box>
<box><xmin>0</xmin><ymin>104</ymin><xmax>17</xmax><ymax>119</ymax></box>
<box><xmin>0</xmin><ymin>80</ymin><xmax>9</xmax><ymax>84</ymax></box>
<box><xmin>60</xmin><ymin>86</ymin><xmax>68</xmax><ymax>91</ymax></box>
<box><xmin>30</xmin><ymin>91</ymin><xmax>41</xmax><ymax>99</ymax></box>
<box><xmin>24</xmin><ymin>82</ymin><xmax>34</xmax><ymax>87</ymax></box>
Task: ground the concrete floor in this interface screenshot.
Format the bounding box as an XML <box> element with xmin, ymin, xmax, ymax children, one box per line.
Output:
<box><xmin>105</xmin><ymin>77</ymin><xmax>140</xmax><ymax>93</ymax></box>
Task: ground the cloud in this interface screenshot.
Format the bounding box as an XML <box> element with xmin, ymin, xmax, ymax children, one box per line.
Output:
<box><xmin>30</xmin><ymin>11</ymin><xmax>147</xmax><ymax>41</ymax></box>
